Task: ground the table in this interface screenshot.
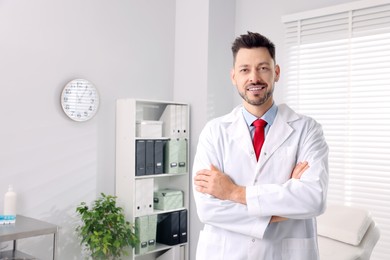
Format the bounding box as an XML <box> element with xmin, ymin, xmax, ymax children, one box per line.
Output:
<box><xmin>0</xmin><ymin>215</ymin><xmax>58</xmax><ymax>259</ymax></box>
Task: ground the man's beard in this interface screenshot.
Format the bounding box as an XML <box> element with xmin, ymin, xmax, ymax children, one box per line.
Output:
<box><xmin>238</xmin><ymin>86</ymin><xmax>274</xmax><ymax>106</ymax></box>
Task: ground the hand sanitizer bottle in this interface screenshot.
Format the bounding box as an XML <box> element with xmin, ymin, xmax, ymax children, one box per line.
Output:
<box><xmin>4</xmin><ymin>185</ymin><xmax>17</xmax><ymax>224</ymax></box>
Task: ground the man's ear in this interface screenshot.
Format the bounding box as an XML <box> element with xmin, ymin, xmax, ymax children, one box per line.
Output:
<box><xmin>230</xmin><ymin>68</ymin><xmax>236</xmax><ymax>85</ymax></box>
<box><xmin>275</xmin><ymin>65</ymin><xmax>281</xmax><ymax>82</ymax></box>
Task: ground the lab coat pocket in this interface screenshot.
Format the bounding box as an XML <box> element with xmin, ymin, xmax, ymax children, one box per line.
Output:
<box><xmin>281</xmin><ymin>237</ymin><xmax>318</xmax><ymax>260</ymax></box>
<box><xmin>196</xmin><ymin>230</ymin><xmax>225</xmax><ymax>260</ymax></box>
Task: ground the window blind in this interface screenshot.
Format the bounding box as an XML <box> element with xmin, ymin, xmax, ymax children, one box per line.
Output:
<box><xmin>282</xmin><ymin>1</ymin><xmax>390</xmax><ymax>259</ymax></box>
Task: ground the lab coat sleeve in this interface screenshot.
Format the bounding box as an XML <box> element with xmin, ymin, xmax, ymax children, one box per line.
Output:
<box><xmin>246</xmin><ymin>119</ymin><xmax>329</xmax><ymax>219</ymax></box>
<box><xmin>193</xmin><ymin>122</ymin><xmax>271</xmax><ymax>239</ymax></box>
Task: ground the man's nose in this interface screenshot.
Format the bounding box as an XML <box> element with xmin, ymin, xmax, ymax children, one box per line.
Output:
<box><xmin>249</xmin><ymin>70</ymin><xmax>261</xmax><ymax>83</ymax></box>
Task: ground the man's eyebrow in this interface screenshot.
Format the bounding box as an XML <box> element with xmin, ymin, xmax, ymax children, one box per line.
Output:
<box><xmin>236</xmin><ymin>62</ymin><xmax>272</xmax><ymax>69</ymax></box>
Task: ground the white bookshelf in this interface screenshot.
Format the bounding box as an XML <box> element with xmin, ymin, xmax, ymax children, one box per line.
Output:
<box><xmin>116</xmin><ymin>98</ymin><xmax>190</xmax><ymax>260</ymax></box>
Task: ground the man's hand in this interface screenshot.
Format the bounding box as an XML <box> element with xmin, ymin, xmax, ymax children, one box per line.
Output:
<box><xmin>291</xmin><ymin>161</ymin><xmax>310</xmax><ymax>179</ymax></box>
<box><xmin>194</xmin><ymin>161</ymin><xmax>310</xmax><ymax>222</ymax></box>
<box><xmin>270</xmin><ymin>216</ymin><xmax>289</xmax><ymax>223</ymax></box>
<box><xmin>194</xmin><ymin>164</ymin><xmax>245</xmax><ymax>203</ymax></box>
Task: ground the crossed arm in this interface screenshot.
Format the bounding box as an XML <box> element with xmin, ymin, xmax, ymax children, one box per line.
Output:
<box><xmin>194</xmin><ymin>161</ymin><xmax>309</xmax><ymax>223</ymax></box>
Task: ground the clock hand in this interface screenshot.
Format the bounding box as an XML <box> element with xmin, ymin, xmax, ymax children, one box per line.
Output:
<box><xmin>79</xmin><ymin>85</ymin><xmax>89</xmax><ymax>99</ymax></box>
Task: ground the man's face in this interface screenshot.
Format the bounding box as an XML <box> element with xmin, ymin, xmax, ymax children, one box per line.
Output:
<box><xmin>231</xmin><ymin>47</ymin><xmax>280</xmax><ymax>107</ymax></box>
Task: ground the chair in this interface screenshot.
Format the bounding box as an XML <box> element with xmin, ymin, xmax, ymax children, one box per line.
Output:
<box><xmin>317</xmin><ymin>204</ymin><xmax>380</xmax><ymax>260</ymax></box>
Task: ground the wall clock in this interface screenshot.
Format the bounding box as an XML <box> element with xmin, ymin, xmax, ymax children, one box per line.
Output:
<box><xmin>61</xmin><ymin>79</ymin><xmax>100</xmax><ymax>122</ymax></box>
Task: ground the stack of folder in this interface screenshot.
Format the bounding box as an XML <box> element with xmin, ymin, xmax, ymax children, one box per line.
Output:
<box><xmin>135</xmin><ymin>210</ymin><xmax>188</xmax><ymax>255</ymax></box>
<box><xmin>156</xmin><ymin>210</ymin><xmax>187</xmax><ymax>246</ymax></box>
<box><xmin>136</xmin><ymin>139</ymin><xmax>166</xmax><ymax>176</ymax></box>
<box><xmin>135</xmin><ymin>215</ymin><xmax>158</xmax><ymax>255</ymax></box>
<box><xmin>159</xmin><ymin>104</ymin><xmax>188</xmax><ymax>139</ymax></box>
<box><xmin>135</xmin><ymin>138</ymin><xmax>187</xmax><ymax>175</ymax></box>
<box><xmin>164</xmin><ymin>139</ymin><xmax>187</xmax><ymax>174</ymax></box>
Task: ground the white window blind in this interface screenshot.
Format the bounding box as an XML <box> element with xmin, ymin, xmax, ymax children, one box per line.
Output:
<box><xmin>282</xmin><ymin>1</ymin><xmax>390</xmax><ymax>259</ymax></box>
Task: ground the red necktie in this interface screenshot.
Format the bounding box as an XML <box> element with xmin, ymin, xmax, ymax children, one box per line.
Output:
<box><xmin>252</xmin><ymin>119</ymin><xmax>267</xmax><ymax>160</ymax></box>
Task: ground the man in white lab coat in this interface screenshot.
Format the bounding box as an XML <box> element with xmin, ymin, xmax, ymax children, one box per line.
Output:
<box><xmin>193</xmin><ymin>32</ymin><xmax>329</xmax><ymax>260</ymax></box>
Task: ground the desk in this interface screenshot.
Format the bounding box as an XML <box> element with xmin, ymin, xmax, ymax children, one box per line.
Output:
<box><xmin>0</xmin><ymin>215</ymin><xmax>58</xmax><ymax>260</ymax></box>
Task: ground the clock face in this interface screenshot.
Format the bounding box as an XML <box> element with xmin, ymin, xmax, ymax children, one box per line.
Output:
<box><xmin>61</xmin><ymin>79</ymin><xmax>100</xmax><ymax>122</ymax></box>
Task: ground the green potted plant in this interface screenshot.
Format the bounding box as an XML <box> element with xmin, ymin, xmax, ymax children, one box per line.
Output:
<box><xmin>76</xmin><ymin>193</ymin><xmax>138</xmax><ymax>259</ymax></box>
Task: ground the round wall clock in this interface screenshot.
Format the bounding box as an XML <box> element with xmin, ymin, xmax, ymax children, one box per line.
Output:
<box><xmin>61</xmin><ymin>79</ymin><xmax>100</xmax><ymax>122</ymax></box>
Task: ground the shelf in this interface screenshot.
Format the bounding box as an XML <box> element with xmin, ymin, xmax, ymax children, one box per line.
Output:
<box><xmin>134</xmin><ymin>242</ymin><xmax>188</xmax><ymax>258</ymax></box>
<box><xmin>135</xmin><ymin>172</ymin><xmax>188</xmax><ymax>179</ymax></box>
<box><xmin>135</xmin><ymin>137</ymin><xmax>171</xmax><ymax>141</ymax></box>
<box><xmin>134</xmin><ymin>208</ymin><xmax>186</xmax><ymax>217</ymax></box>
<box><xmin>0</xmin><ymin>249</ymin><xmax>36</xmax><ymax>259</ymax></box>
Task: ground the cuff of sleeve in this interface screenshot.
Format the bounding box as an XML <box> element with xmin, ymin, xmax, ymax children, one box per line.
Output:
<box><xmin>246</xmin><ymin>186</ymin><xmax>270</xmax><ymax>239</ymax></box>
<box><xmin>251</xmin><ymin>216</ymin><xmax>271</xmax><ymax>239</ymax></box>
<box><xmin>246</xmin><ymin>185</ymin><xmax>261</xmax><ymax>216</ymax></box>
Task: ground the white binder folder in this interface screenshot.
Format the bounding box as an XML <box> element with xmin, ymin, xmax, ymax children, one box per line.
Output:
<box><xmin>135</xmin><ymin>179</ymin><xmax>154</xmax><ymax>216</ymax></box>
<box><xmin>180</xmin><ymin>105</ymin><xmax>188</xmax><ymax>138</ymax></box>
<box><xmin>160</xmin><ymin>105</ymin><xmax>179</xmax><ymax>138</ymax></box>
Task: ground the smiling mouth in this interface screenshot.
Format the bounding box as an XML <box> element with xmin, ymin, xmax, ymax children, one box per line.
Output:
<box><xmin>247</xmin><ymin>84</ymin><xmax>267</xmax><ymax>91</ymax></box>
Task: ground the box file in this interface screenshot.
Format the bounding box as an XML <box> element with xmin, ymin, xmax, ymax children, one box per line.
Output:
<box><xmin>179</xmin><ymin>105</ymin><xmax>188</xmax><ymax>138</ymax></box>
<box><xmin>160</xmin><ymin>105</ymin><xmax>179</xmax><ymax>138</ymax></box>
<box><xmin>136</xmin><ymin>140</ymin><xmax>146</xmax><ymax>176</ymax></box>
<box><xmin>135</xmin><ymin>179</ymin><xmax>154</xmax><ymax>216</ymax></box>
<box><xmin>164</xmin><ymin>139</ymin><xmax>187</xmax><ymax>174</ymax></box>
<box><xmin>154</xmin><ymin>189</ymin><xmax>183</xmax><ymax>210</ymax></box>
<box><xmin>159</xmin><ymin>104</ymin><xmax>189</xmax><ymax>138</ymax></box>
<box><xmin>173</xmin><ymin>105</ymin><xmax>189</xmax><ymax>138</ymax></box>
<box><xmin>135</xmin><ymin>215</ymin><xmax>158</xmax><ymax>254</ymax></box>
<box><xmin>154</xmin><ymin>140</ymin><xmax>165</xmax><ymax>174</ymax></box>
<box><xmin>156</xmin><ymin>210</ymin><xmax>187</xmax><ymax>246</ymax></box>
<box><xmin>176</xmin><ymin>105</ymin><xmax>183</xmax><ymax>137</ymax></box>
<box><xmin>148</xmin><ymin>214</ymin><xmax>158</xmax><ymax>251</ymax></box>
<box><xmin>135</xmin><ymin>216</ymin><xmax>149</xmax><ymax>255</ymax></box>
<box><xmin>179</xmin><ymin>210</ymin><xmax>188</xmax><ymax>243</ymax></box>
<box><xmin>157</xmin><ymin>211</ymin><xmax>180</xmax><ymax>246</ymax></box>
<box><xmin>145</xmin><ymin>140</ymin><xmax>154</xmax><ymax>175</ymax></box>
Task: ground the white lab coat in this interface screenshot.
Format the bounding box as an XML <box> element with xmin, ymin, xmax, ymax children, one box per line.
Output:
<box><xmin>192</xmin><ymin>104</ymin><xmax>329</xmax><ymax>260</ymax></box>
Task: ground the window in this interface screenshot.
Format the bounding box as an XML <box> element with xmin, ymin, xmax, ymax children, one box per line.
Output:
<box><xmin>282</xmin><ymin>1</ymin><xmax>390</xmax><ymax>259</ymax></box>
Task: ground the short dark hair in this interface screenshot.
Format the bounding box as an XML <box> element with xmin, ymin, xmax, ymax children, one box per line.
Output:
<box><xmin>231</xmin><ymin>31</ymin><xmax>276</xmax><ymax>64</ymax></box>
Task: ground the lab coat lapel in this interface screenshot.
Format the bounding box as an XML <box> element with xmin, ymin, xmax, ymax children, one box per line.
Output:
<box><xmin>225</xmin><ymin>107</ymin><xmax>255</xmax><ymax>158</ymax></box>
<box><xmin>258</xmin><ymin>105</ymin><xmax>297</xmax><ymax>166</ymax></box>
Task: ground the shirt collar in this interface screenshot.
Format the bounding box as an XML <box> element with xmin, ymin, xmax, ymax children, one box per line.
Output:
<box><xmin>242</xmin><ymin>102</ymin><xmax>278</xmax><ymax>127</ymax></box>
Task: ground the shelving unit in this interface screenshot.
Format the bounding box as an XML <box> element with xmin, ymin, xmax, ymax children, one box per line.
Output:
<box><xmin>116</xmin><ymin>98</ymin><xmax>190</xmax><ymax>260</ymax></box>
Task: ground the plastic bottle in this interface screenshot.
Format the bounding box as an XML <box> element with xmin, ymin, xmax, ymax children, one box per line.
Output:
<box><xmin>4</xmin><ymin>185</ymin><xmax>17</xmax><ymax>223</ymax></box>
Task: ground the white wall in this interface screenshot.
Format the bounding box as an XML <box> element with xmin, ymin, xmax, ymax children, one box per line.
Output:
<box><xmin>173</xmin><ymin>1</ymin><xmax>236</xmax><ymax>258</ymax></box>
<box><xmin>0</xmin><ymin>0</ymin><xmax>175</xmax><ymax>258</ymax></box>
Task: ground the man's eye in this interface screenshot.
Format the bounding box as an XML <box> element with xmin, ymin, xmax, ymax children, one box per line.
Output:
<box><xmin>258</xmin><ymin>67</ymin><xmax>271</xmax><ymax>73</ymax></box>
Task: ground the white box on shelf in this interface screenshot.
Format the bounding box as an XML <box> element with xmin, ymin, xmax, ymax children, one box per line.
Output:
<box><xmin>136</xmin><ymin>120</ymin><xmax>163</xmax><ymax>138</ymax></box>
